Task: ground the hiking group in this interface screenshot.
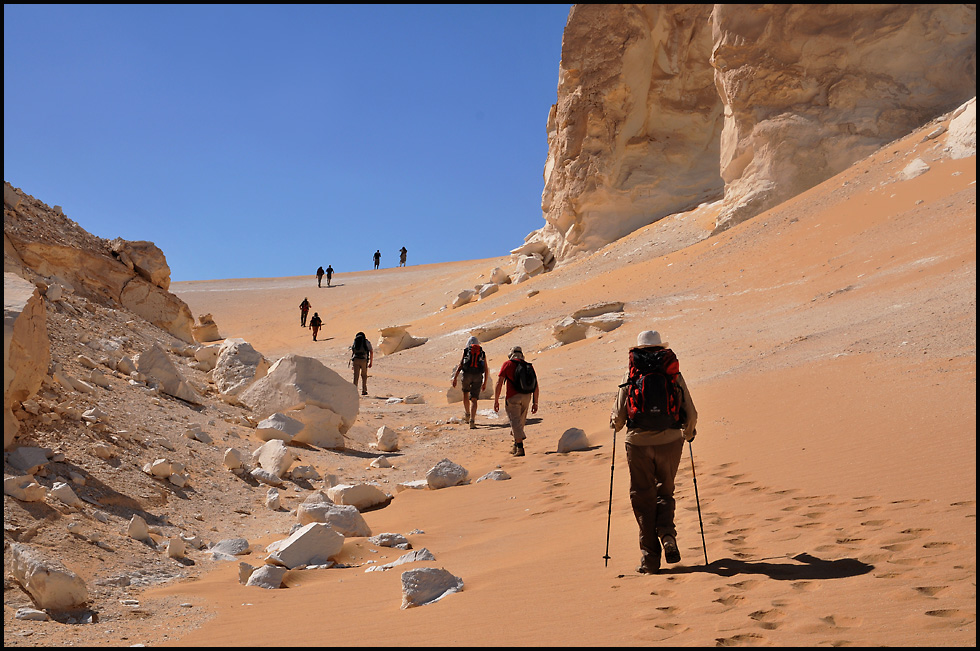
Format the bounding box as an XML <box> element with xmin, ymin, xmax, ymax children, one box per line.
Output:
<box><xmin>450</xmin><ymin>337</ymin><xmax>539</xmax><ymax>456</ymax></box>
<box><xmin>316</xmin><ymin>265</ymin><xmax>334</xmax><ymax>288</ymax></box>
<box><xmin>296</xmin><ymin>293</ymin><xmax>700</xmax><ymax>574</ymax></box>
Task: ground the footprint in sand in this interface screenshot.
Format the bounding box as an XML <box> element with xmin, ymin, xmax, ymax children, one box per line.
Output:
<box><xmin>913</xmin><ymin>586</ymin><xmax>949</xmax><ymax>597</ymax></box>
<box><xmin>713</xmin><ymin>594</ymin><xmax>745</xmax><ymax>607</ymax></box>
<box><xmin>749</xmin><ymin>608</ymin><xmax>786</xmax><ymax>630</ymax></box>
<box><xmin>716</xmin><ymin>632</ymin><xmax>769</xmax><ymax>646</ymax></box>
<box><xmin>922</xmin><ymin>541</ymin><xmax>955</xmax><ymax>549</ymax></box>
<box><xmin>820</xmin><ymin>614</ymin><xmax>863</xmax><ymax>628</ymax></box>
<box><xmin>791</xmin><ymin>580</ymin><xmax>818</xmax><ymax>592</ymax></box>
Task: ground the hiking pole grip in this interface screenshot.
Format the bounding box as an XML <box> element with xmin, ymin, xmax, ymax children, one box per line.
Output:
<box><xmin>689</xmin><ymin>438</ymin><xmax>708</xmax><ymax>566</ymax></box>
<box><xmin>603</xmin><ymin>426</ymin><xmax>617</xmax><ymax>567</ymax></box>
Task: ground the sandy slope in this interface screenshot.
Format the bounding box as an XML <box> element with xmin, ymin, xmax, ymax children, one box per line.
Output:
<box><xmin>151</xmin><ymin>113</ymin><xmax>978</xmax><ymax>646</ymax></box>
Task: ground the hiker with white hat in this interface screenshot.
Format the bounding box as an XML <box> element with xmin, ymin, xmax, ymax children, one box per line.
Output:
<box><xmin>451</xmin><ymin>335</ymin><xmax>489</xmax><ymax>429</ymax></box>
<box><xmin>610</xmin><ymin>330</ymin><xmax>698</xmax><ymax>575</ymax></box>
<box><xmin>493</xmin><ymin>346</ymin><xmax>539</xmax><ymax>456</ymax></box>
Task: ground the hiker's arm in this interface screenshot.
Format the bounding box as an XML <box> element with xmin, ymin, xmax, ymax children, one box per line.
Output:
<box><xmin>481</xmin><ymin>359</ymin><xmax>488</xmax><ymax>390</ymax></box>
<box><xmin>610</xmin><ymin>377</ymin><xmax>628</xmax><ymax>431</ymax></box>
<box><xmin>677</xmin><ymin>373</ymin><xmax>697</xmax><ymax>441</ymax></box>
<box><xmin>368</xmin><ymin>349</ymin><xmax>374</xmax><ymax>368</ymax></box>
<box><xmin>451</xmin><ymin>364</ymin><xmax>460</xmax><ymax>386</ymax></box>
<box><xmin>493</xmin><ymin>374</ymin><xmax>505</xmax><ymax>411</ymax></box>
<box><xmin>531</xmin><ymin>384</ymin><xmax>539</xmax><ymax>414</ymax></box>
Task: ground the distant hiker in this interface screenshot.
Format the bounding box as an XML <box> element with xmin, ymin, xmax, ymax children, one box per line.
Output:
<box><xmin>610</xmin><ymin>330</ymin><xmax>698</xmax><ymax>575</ymax></box>
<box><xmin>373</xmin><ymin>250</ymin><xmax>381</xmax><ymax>270</ymax></box>
<box><xmin>316</xmin><ymin>266</ymin><xmax>325</xmax><ymax>288</ymax></box>
<box><xmin>326</xmin><ymin>264</ymin><xmax>334</xmax><ymax>287</ymax></box>
<box><xmin>350</xmin><ymin>331</ymin><xmax>374</xmax><ymax>396</ymax></box>
<box><xmin>299</xmin><ymin>298</ymin><xmax>311</xmax><ymax>327</ymax></box>
<box><xmin>399</xmin><ymin>247</ymin><xmax>407</xmax><ymax>267</ymax></box>
<box><xmin>451</xmin><ymin>336</ymin><xmax>488</xmax><ymax>429</ymax></box>
<box><xmin>493</xmin><ymin>346</ymin><xmax>539</xmax><ymax>456</ymax></box>
<box><xmin>309</xmin><ymin>312</ymin><xmax>323</xmax><ymax>341</ymax></box>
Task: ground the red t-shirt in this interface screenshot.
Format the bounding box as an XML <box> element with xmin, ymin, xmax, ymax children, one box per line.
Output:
<box><xmin>498</xmin><ymin>359</ymin><xmax>521</xmax><ymax>399</ymax></box>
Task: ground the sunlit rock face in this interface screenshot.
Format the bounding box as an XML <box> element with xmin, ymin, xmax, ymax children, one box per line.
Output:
<box><xmin>532</xmin><ymin>4</ymin><xmax>976</xmax><ymax>259</ymax></box>
<box><xmin>710</xmin><ymin>3</ymin><xmax>977</xmax><ymax>232</ymax></box>
<box><xmin>533</xmin><ymin>4</ymin><xmax>722</xmax><ymax>262</ymax></box>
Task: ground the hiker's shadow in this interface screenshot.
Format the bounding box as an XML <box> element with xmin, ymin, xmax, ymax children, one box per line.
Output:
<box><xmin>677</xmin><ymin>553</ymin><xmax>873</xmax><ymax>581</ymax></box>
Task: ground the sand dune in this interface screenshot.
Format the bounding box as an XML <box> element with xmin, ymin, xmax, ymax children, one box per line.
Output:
<box><xmin>140</xmin><ymin>111</ymin><xmax>979</xmax><ymax>646</ymax></box>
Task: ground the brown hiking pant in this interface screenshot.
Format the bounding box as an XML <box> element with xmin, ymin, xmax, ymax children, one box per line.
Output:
<box><xmin>626</xmin><ymin>438</ymin><xmax>684</xmax><ymax>570</ymax></box>
<box><xmin>352</xmin><ymin>358</ymin><xmax>368</xmax><ymax>393</ymax></box>
<box><xmin>504</xmin><ymin>393</ymin><xmax>532</xmax><ymax>443</ymax></box>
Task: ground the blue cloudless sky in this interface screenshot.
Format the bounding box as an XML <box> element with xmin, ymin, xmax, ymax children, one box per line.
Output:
<box><xmin>4</xmin><ymin>4</ymin><xmax>572</xmax><ymax>281</ymax></box>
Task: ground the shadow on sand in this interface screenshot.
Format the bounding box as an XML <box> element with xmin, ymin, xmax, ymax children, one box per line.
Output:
<box><xmin>673</xmin><ymin>552</ymin><xmax>874</xmax><ymax>581</ymax></box>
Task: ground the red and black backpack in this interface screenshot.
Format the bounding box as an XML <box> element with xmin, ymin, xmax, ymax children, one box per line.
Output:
<box><xmin>460</xmin><ymin>344</ymin><xmax>485</xmax><ymax>370</ymax></box>
<box><xmin>620</xmin><ymin>347</ymin><xmax>686</xmax><ymax>431</ymax></box>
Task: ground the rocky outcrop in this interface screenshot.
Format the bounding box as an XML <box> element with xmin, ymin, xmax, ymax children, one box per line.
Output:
<box><xmin>4</xmin><ymin>182</ymin><xmax>196</xmax><ymax>343</ymax></box>
<box><xmin>531</xmin><ymin>4</ymin><xmax>977</xmax><ymax>258</ymax></box>
<box><xmin>4</xmin><ymin>272</ymin><xmax>50</xmax><ymax>449</ymax></box>
<box><xmin>710</xmin><ymin>4</ymin><xmax>977</xmax><ymax>233</ymax></box>
<box><xmin>533</xmin><ymin>4</ymin><xmax>721</xmax><ymax>262</ymax></box>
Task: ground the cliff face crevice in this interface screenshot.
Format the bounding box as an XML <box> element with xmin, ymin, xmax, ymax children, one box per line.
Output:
<box><xmin>531</xmin><ymin>3</ymin><xmax>976</xmax><ymax>261</ymax></box>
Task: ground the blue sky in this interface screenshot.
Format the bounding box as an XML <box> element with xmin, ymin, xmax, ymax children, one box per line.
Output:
<box><xmin>4</xmin><ymin>4</ymin><xmax>572</xmax><ymax>281</ymax></box>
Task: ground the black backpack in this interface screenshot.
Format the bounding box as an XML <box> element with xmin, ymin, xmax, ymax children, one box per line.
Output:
<box><xmin>460</xmin><ymin>344</ymin><xmax>485</xmax><ymax>370</ymax></box>
<box><xmin>352</xmin><ymin>333</ymin><xmax>369</xmax><ymax>359</ymax></box>
<box><xmin>512</xmin><ymin>359</ymin><xmax>537</xmax><ymax>394</ymax></box>
<box><xmin>620</xmin><ymin>347</ymin><xmax>685</xmax><ymax>431</ymax></box>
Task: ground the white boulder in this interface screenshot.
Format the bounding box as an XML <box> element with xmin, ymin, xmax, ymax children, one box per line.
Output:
<box><xmin>239</xmin><ymin>354</ymin><xmax>358</xmax><ymax>449</ymax></box>
<box><xmin>556</xmin><ymin>427</ymin><xmax>591</xmax><ymax>453</ymax></box>
<box><xmin>213</xmin><ymin>338</ymin><xmax>269</xmax><ymax>397</ymax></box>
<box><xmin>425</xmin><ymin>459</ymin><xmax>468</xmax><ymax>489</ymax></box>
<box><xmin>266</xmin><ymin>522</ymin><xmax>345</xmax><ymax>569</ymax></box>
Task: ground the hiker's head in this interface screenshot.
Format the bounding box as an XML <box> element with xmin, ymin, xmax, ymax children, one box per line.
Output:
<box><xmin>467</xmin><ymin>336</ymin><xmax>480</xmax><ymax>347</ymax></box>
<box><xmin>509</xmin><ymin>346</ymin><xmax>524</xmax><ymax>360</ymax></box>
<box><xmin>356</xmin><ymin>331</ymin><xmax>365</xmax><ymax>338</ymax></box>
<box><xmin>636</xmin><ymin>330</ymin><xmax>668</xmax><ymax>349</ymax></box>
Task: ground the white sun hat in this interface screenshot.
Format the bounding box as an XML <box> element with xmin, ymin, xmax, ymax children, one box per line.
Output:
<box><xmin>636</xmin><ymin>330</ymin><xmax>668</xmax><ymax>348</ymax></box>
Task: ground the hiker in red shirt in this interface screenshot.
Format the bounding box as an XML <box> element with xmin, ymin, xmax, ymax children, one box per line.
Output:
<box><xmin>493</xmin><ymin>346</ymin><xmax>539</xmax><ymax>456</ymax></box>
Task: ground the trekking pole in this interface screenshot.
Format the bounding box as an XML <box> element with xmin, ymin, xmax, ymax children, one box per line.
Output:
<box><xmin>603</xmin><ymin>426</ymin><xmax>617</xmax><ymax>567</ymax></box>
<box><xmin>688</xmin><ymin>436</ymin><xmax>708</xmax><ymax>565</ymax></box>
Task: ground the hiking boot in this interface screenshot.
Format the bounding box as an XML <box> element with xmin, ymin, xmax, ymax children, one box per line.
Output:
<box><xmin>636</xmin><ymin>563</ymin><xmax>660</xmax><ymax>575</ymax></box>
<box><xmin>361</xmin><ymin>390</ymin><xmax>368</xmax><ymax>396</ymax></box>
<box><xmin>514</xmin><ymin>444</ymin><xmax>525</xmax><ymax>457</ymax></box>
<box><xmin>469</xmin><ymin>419</ymin><xmax>476</xmax><ymax>429</ymax></box>
<box><xmin>662</xmin><ymin>536</ymin><xmax>681</xmax><ymax>564</ymax></box>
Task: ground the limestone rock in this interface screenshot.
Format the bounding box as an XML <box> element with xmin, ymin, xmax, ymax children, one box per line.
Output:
<box><xmin>4</xmin><ymin>475</ymin><xmax>47</xmax><ymax>502</ymax></box>
<box><xmin>252</xmin><ymin>439</ymin><xmax>296</xmax><ymax>478</ymax></box>
<box><xmin>400</xmin><ymin>567</ymin><xmax>464</xmax><ymax>609</ymax></box>
<box><xmin>109</xmin><ymin>238</ymin><xmax>172</xmax><ymax>290</ymax></box>
<box><xmin>375</xmin><ymin>425</ymin><xmax>399</xmax><ymax>452</ymax></box>
<box><xmin>255</xmin><ymin>412</ymin><xmax>303</xmax><ymax>443</ymax></box>
<box><xmin>8</xmin><ymin>543</ymin><xmax>89</xmax><ymax>611</ymax></box>
<box><xmin>710</xmin><ymin>4</ymin><xmax>977</xmax><ymax>233</ymax></box>
<box><xmin>136</xmin><ymin>343</ymin><xmax>202</xmax><ymax>404</ymax></box>
<box><xmin>239</xmin><ymin>354</ymin><xmax>358</xmax><ymax>449</ymax></box>
<box><xmin>326</xmin><ymin>483</ymin><xmax>391</xmax><ymax>511</ymax></box>
<box><xmin>297</xmin><ymin>491</ymin><xmax>371</xmax><ymax>537</ymax></box>
<box><xmin>377</xmin><ymin>325</ymin><xmax>428</xmax><ymax>355</ymax></box>
<box><xmin>534</xmin><ymin>4</ymin><xmax>721</xmax><ymax>262</ymax></box>
<box><xmin>4</xmin><ymin>272</ymin><xmax>50</xmax><ymax>449</ymax></box>
<box><xmin>213</xmin><ymin>338</ymin><xmax>269</xmax><ymax>398</ymax></box>
<box><xmin>425</xmin><ymin>459</ymin><xmax>468</xmax><ymax>489</ymax></box>
<box><xmin>245</xmin><ymin>564</ymin><xmax>288</xmax><ymax>589</ymax></box>
<box><xmin>947</xmin><ymin>97</ymin><xmax>976</xmax><ymax>159</ymax></box>
<box><xmin>266</xmin><ymin>522</ymin><xmax>345</xmax><ymax>569</ymax></box>
<box><xmin>556</xmin><ymin>427</ymin><xmax>591</xmax><ymax>453</ymax></box>
<box><xmin>191</xmin><ymin>312</ymin><xmax>222</xmax><ymax>343</ymax></box>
